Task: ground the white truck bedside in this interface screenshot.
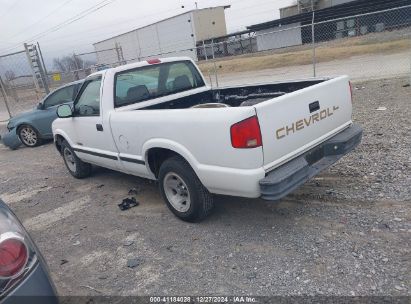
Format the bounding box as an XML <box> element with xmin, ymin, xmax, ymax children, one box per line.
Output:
<box><xmin>52</xmin><ymin>57</ymin><xmax>362</xmax><ymax>222</ymax></box>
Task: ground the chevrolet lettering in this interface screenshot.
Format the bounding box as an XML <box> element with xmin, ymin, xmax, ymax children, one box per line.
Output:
<box><xmin>276</xmin><ymin>106</ymin><xmax>340</xmax><ymax>140</ymax></box>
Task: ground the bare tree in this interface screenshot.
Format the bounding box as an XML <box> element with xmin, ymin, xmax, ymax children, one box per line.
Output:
<box><xmin>52</xmin><ymin>55</ymin><xmax>95</xmax><ymax>72</ymax></box>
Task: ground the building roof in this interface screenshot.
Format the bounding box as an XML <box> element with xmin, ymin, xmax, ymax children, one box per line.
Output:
<box><xmin>93</xmin><ymin>5</ymin><xmax>231</xmax><ymax>45</ymax></box>
<box><xmin>247</xmin><ymin>0</ymin><xmax>410</xmax><ymax>31</ymax></box>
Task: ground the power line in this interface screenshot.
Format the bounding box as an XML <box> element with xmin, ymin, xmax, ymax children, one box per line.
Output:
<box><xmin>5</xmin><ymin>0</ymin><xmax>76</xmax><ymax>40</ymax></box>
<box><xmin>0</xmin><ymin>0</ymin><xmax>118</xmax><ymax>54</ymax></box>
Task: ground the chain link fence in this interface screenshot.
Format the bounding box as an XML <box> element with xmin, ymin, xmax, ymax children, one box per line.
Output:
<box><xmin>0</xmin><ymin>49</ymin><xmax>42</xmax><ymax>122</ymax></box>
<box><xmin>1</xmin><ymin>5</ymin><xmax>410</xmax><ymax>121</ymax></box>
<box><xmin>196</xmin><ymin>4</ymin><xmax>411</xmax><ymax>85</ymax></box>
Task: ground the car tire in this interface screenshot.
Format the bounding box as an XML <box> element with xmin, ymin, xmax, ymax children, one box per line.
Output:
<box><xmin>159</xmin><ymin>156</ymin><xmax>214</xmax><ymax>222</ymax></box>
<box><xmin>18</xmin><ymin>125</ymin><xmax>42</xmax><ymax>147</ymax></box>
<box><xmin>61</xmin><ymin>140</ymin><xmax>92</xmax><ymax>179</ymax></box>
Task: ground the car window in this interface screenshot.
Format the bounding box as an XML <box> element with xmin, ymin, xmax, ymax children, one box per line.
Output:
<box><xmin>44</xmin><ymin>85</ymin><xmax>75</xmax><ymax>108</ymax></box>
<box><xmin>114</xmin><ymin>60</ymin><xmax>205</xmax><ymax>108</ymax></box>
<box><xmin>74</xmin><ymin>78</ymin><xmax>102</xmax><ymax>116</ymax></box>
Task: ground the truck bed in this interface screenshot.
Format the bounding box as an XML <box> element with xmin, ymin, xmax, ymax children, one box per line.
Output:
<box><xmin>140</xmin><ymin>79</ymin><xmax>326</xmax><ymax>110</ymax></box>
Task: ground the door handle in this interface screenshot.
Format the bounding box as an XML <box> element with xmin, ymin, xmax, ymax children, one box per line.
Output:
<box><xmin>96</xmin><ymin>124</ymin><xmax>104</xmax><ymax>132</ymax></box>
<box><xmin>309</xmin><ymin>101</ymin><xmax>320</xmax><ymax>113</ymax></box>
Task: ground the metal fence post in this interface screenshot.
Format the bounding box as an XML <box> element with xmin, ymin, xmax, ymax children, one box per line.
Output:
<box><xmin>0</xmin><ymin>76</ymin><xmax>12</xmax><ymax>119</ymax></box>
<box><xmin>211</xmin><ymin>39</ymin><xmax>219</xmax><ymax>88</ymax></box>
<box><xmin>73</xmin><ymin>53</ymin><xmax>80</xmax><ymax>80</ymax></box>
<box><xmin>311</xmin><ymin>11</ymin><xmax>316</xmax><ymax>78</ymax></box>
<box><xmin>202</xmin><ymin>41</ymin><xmax>208</xmax><ymax>61</ymax></box>
<box><xmin>409</xmin><ymin>37</ymin><xmax>411</xmax><ymax>85</ymax></box>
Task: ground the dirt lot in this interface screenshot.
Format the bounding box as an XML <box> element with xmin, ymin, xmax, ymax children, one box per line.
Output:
<box><xmin>0</xmin><ymin>77</ymin><xmax>410</xmax><ymax>297</ymax></box>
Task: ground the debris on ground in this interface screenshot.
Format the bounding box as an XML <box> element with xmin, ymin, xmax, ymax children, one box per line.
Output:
<box><xmin>97</xmin><ymin>184</ymin><xmax>105</xmax><ymax>189</ymax></box>
<box><xmin>118</xmin><ymin>197</ymin><xmax>139</xmax><ymax>211</ymax></box>
<box><xmin>376</xmin><ymin>107</ymin><xmax>387</xmax><ymax>111</ymax></box>
<box><xmin>127</xmin><ymin>258</ymin><xmax>143</xmax><ymax>268</ymax></box>
<box><xmin>60</xmin><ymin>259</ymin><xmax>69</xmax><ymax>266</ymax></box>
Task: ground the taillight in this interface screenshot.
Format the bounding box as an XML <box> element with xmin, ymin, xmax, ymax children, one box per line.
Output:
<box><xmin>230</xmin><ymin>116</ymin><xmax>262</xmax><ymax>149</ymax></box>
<box><xmin>0</xmin><ymin>235</ymin><xmax>28</xmax><ymax>278</ymax></box>
<box><xmin>349</xmin><ymin>81</ymin><xmax>353</xmax><ymax>103</ymax></box>
<box><xmin>0</xmin><ymin>202</ymin><xmax>38</xmax><ymax>295</ymax></box>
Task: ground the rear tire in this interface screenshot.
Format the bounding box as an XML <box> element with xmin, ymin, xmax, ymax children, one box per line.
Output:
<box><xmin>61</xmin><ymin>140</ymin><xmax>92</xmax><ymax>179</ymax></box>
<box><xmin>18</xmin><ymin>125</ymin><xmax>42</xmax><ymax>147</ymax></box>
<box><xmin>159</xmin><ymin>156</ymin><xmax>214</xmax><ymax>222</ymax></box>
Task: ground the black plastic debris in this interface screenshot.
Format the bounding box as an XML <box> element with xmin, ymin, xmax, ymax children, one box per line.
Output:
<box><xmin>118</xmin><ymin>197</ymin><xmax>139</xmax><ymax>211</ymax></box>
<box><xmin>60</xmin><ymin>259</ymin><xmax>68</xmax><ymax>265</ymax></box>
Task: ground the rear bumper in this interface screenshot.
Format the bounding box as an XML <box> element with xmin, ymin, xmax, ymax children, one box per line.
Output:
<box><xmin>260</xmin><ymin>124</ymin><xmax>363</xmax><ymax>200</ymax></box>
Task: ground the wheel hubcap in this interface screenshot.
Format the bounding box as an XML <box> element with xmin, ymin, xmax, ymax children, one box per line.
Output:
<box><xmin>163</xmin><ymin>172</ymin><xmax>191</xmax><ymax>213</ymax></box>
<box><xmin>63</xmin><ymin>148</ymin><xmax>76</xmax><ymax>172</ymax></box>
<box><xmin>20</xmin><ymin>127</ymin><xmax>37</xmax><ymax>146</ymax></box>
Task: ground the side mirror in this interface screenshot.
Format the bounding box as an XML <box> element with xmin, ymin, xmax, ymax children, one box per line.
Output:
<box><xmin>37</xmin><ymin>103</ymin><xmax>44</xmax><ymax>110</ymax></box>
<box><xmin>57</xmin><ymin>104</ymin><xmax>73</xmax><ymax>118</ymax></box>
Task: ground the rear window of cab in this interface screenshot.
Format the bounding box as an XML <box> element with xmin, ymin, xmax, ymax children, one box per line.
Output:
<box><xmin>114</xmin><ymin>60</ymin><xmax>205</xmax><ymax>108</ymax></box>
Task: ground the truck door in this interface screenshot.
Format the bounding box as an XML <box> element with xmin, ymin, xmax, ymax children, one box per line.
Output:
<box><xmin>71</xmin><ymin>76</ymin><xmax>120</xmax><ymax>171</ymax></box>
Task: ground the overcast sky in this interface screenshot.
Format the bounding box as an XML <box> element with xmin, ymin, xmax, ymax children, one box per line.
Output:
<box><xmin>0</xmin><ymin>0</ymin><xmax>294</xmax><ymax>67</ymax></box>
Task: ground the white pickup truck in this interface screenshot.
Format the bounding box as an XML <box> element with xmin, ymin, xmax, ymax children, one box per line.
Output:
<box><xmin>53</xmin><ymin>57</ymin><xmax>362</xmax><ymax>222</ymax></box>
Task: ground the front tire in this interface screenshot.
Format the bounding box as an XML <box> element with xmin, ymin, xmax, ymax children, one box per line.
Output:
<box><xmin>18</xmin><ymin>125</ymin><xmax>42</xmax><ymax>147</ymax></box>
<box><xmin>159</xmin><ymin>156</ymin><xmax>214</xmax><ymax>222</ymax></box>
<box><xmin>61</xmin><ymin>140</ymin><xmax>92</xmax><ymax>179</ymax></box>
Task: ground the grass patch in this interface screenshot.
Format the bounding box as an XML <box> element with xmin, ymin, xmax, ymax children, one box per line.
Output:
<box><xmin>198</xmin><ymin>38</ymin><xmax>410</xmax><ymax>75</ymax></box>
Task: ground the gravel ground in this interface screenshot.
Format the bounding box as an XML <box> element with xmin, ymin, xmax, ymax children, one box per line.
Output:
<box><xmin>0</xmin><ymin>77</ymin><xmax>409</xmax><ymax>297</ymax></box>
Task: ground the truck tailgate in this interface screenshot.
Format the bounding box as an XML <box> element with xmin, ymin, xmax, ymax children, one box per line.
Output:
<box><xmin>255</xmin><ymin>76</ymin><xmax>353</xmax><ymax>169</ymax></box>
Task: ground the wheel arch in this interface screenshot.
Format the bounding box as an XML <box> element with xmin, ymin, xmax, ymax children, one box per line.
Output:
<box><xmin>143</xmin><ymin>140</ymin><xmax>200</xmax><ymax>179</ymax></box>
<box><xmin>53</xmin><ymin>130</ymin><xmax>73</xmax><ymax>155</ymax></box>
<box><xmin>54</xmin><ymin>134</ymin><xmax>66</xmax><ymax>154</ymax></box>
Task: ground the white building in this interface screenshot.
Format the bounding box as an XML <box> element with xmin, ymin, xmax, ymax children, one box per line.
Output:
<box><xmin>93</xmin><ymin>5</ymin><xmax>230</xmax><ymax>65</ymax></box>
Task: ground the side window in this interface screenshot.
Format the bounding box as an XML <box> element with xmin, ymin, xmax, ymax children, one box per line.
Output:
<box><xmin>74</xmin><ymin>78</ymin><xmax>102</xmax><ymax>116</ymax></box>
<box><xmin>44</xmin><ymin>85</ymin><xmax>75</xmax><ymax>108</ymax></box>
